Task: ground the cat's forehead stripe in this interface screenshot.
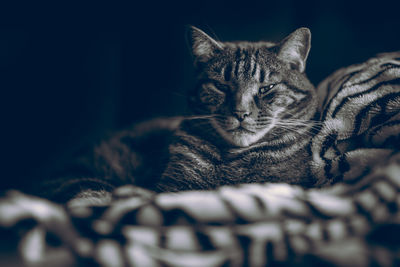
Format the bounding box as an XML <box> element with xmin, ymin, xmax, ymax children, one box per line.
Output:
<box><xmin>234</xmin><ymin>48</ymin><xmax>242</xmax><ymax>77</ymax></box>
<box><xmin>243</xmin><ymin>52</ymin><xmax>252</xmax><ymax>74</ymax></box>
<box><xmin>212</xmin><ymin>47</ymin><xmax>276</xmax><ymax>82</ymax></box>
<box><xmin>231</xmin><ymin>47</ymin><xmax>265</xmax><ymax>81</ymax></box>
<box><xmin>259</xmin><ymin>69</ymin><xmax>266</xmax><ymax>83</ymax></box>
<box><xmin>250</xmin><ymin>57</ymin><xmax>258</xmax><ymax>77</ymax></box>
<box><xmin>252</xmin><ymin>49</ymin><xmax>261</xmax><ymax>76</ymax></box>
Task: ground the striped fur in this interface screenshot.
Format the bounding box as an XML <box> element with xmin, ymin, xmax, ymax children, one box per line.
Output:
<box><xmin>156</xmin><ymin>27</ymin><xmax>318</xmax><ymax>191</ymax></box>
<box><xmin>312</xmin><ymin>52</ymin><xmax>400</xmax><ymax>185</ymax></box>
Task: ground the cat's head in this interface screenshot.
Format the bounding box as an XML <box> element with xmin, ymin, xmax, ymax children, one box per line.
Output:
<box><xmin>187</xmin><ymin>26</ymin><xmax>317</xmax><ymax>147</ymax></box>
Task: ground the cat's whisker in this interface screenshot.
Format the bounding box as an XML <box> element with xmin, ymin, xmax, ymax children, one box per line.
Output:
<box><xmin>182</xmin><ymin>114</ymin><xmax>227</xmax><ymax>121</ymax></box>
<box><xmin>274</xmin><ymin>119</ymin><xmax>323</xmax><ymax>127</ymax></box>
<box><xmin>280</xmin><ymin>121</ymin><xmax>323</xmax><ymax>127</ymax></box>
<box><xmin>273</xmin><ymin>123</ymin><xmax>321</xmax><ymax>131</ymax></box>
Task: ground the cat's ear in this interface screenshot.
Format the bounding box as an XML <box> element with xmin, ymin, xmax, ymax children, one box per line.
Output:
<box><xmin>277</xmin><ymin>27</ymin><xmax>311</xmax><ymax>73</ymax></box>
<box><xmin>187</xmin><ymin>26</ymin><xmax>224</xmax><ymax>65</ymax></box>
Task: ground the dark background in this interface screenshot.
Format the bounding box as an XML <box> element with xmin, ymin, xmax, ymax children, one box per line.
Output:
<box><xmin>1</xmin><ymin>0</ymin><xmax>400</xmax><ymax>191</ymax></box>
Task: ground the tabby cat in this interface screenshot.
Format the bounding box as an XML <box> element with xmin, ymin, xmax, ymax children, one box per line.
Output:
<box><xmin>39</xmin><ymin>26</ymin><xmax>319</xmax><ymax>201</ymax></box>
<box><xmin>156</xmin><ymin>26</ymin><xmax>318</xmax><ymax>191</ymax></box>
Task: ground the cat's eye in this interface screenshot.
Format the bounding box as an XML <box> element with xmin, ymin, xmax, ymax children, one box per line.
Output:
<box><xmin>213</xmin><ymin>82</ymin><xmax>230</xmax><ymax>92</ymax></box>
<box><xmin>259</xmin><ymin>84</ymin><xmax>276</xmax><ymax>95</ymax></box>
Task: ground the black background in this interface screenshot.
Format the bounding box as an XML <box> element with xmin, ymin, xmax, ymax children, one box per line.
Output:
<box><xmin>2</xmin><ymin>0</ymin><xmax>400</xmax><ymax>191</ymax></box>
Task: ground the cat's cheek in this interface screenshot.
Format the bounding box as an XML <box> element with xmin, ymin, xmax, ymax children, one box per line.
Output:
<box><xmin>274</xmin><ymin>96</ymin><xmax>294</xmax><ymax>107</ymax></box>
<box><xmin>224</xmin><ymin>116</ymin><xmax>240</xmax><ymax>130</ymax></box>
<box><xmin>199</xmin><ymin>92</ymin><xmax>225</xmax><ymax>112</ymax></box>
<box><xmin>204</xmin><ymin>99</ymin><xmax>224</xmax><ymax>113</ymax></box>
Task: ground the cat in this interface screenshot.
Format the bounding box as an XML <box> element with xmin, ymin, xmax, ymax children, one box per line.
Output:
<box><xmin>155</xmin><ymin>26</ymin><xmax>319</xmax><ymax>191</ymax></box>
<box><xmin>37</xmin><ymin>26</ymin><xmax>319</xmax><ymax>202</ymax></box>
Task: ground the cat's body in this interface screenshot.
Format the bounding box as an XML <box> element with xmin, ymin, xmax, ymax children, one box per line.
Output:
<box><xmin>157</xmin><ymin>120</ymin><xmax>315</xmax><ymax>192</ymax></box>
<box><xmin>38</xmin><ymin>26</ymin><xmax>319</xmax><ymax>201</ymax></box>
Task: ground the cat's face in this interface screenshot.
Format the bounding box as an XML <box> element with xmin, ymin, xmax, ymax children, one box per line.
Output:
<box><xmin>188</xmin><ymin>27</ymin><xmax>317</xmax><ymax>147</ymax></box>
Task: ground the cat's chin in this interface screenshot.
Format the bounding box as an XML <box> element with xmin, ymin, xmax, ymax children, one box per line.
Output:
<box><xmin>229</xmin><ymin>134</ymin><xmax>255</xmax><ymax>147</ymax></box>
<box><xmin>211</xmin><ymin>119</ymin><xmax>275</xmax><ymax>147</ymax></box>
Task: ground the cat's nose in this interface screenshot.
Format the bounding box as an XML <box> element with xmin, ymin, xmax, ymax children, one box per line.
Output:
<box><xmin>233</xmin><ymin>110</ymin><xmax>252</xmax><ymax>121</ymax></box>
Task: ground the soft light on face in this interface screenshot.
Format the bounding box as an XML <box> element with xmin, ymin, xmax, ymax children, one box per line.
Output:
<box><xmin>188</xmin><ymin>26</ymin><xmax>316</xmax><ymax>148</ymax></box>
<box><xmin>196</xmin><ymin>76</ymin><xmax>289</xmax><ymax>147</ymax></box>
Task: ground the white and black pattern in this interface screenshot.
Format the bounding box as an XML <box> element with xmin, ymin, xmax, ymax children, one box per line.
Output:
<box><xmin>1</xmin><ymin>156</ymin><xmax>400</xmax><ymax>266</ymax></box>
<box><xmin>311</xmin><ymin>51</ymin><xmax>400</xmax><ymax>186</ymax></box>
